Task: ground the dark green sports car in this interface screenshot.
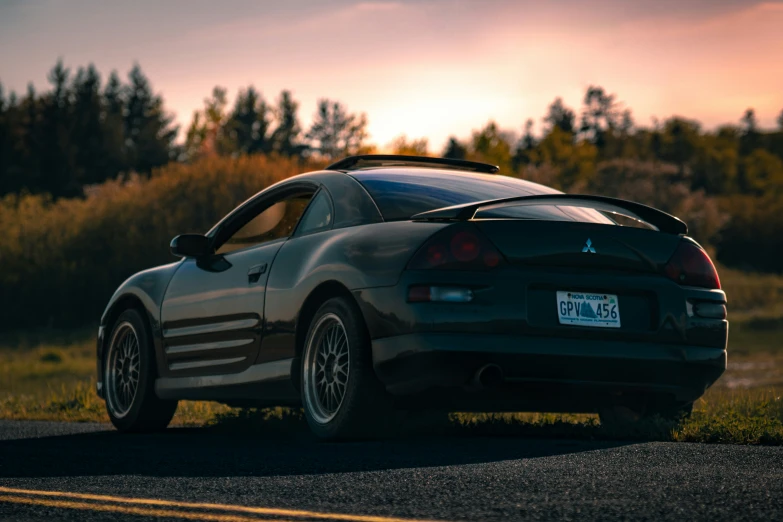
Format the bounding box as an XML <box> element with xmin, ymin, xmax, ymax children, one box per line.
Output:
<box><xmin>96</xmin><ymin>155</ymin><xmax>727</xmax><ymax>439</ymax></box>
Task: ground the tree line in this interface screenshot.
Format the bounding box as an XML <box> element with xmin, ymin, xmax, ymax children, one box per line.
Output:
<box><xmin>2</xmin><ymin>61</ymin><xmax>783</xmax><ymax>272</ymax></box>
<box><xmin>0</xmin><ymin>61</ymin><xmax>373</xmax><ymax>198</ymax></box>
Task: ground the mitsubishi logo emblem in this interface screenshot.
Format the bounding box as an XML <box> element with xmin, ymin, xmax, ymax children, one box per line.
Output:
<box><xmin>582</xmin><ymin>238</ymin><xmax>596</xmax><ymax>254</ymax></box>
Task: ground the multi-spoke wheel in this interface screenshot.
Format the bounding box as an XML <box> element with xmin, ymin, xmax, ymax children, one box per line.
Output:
<box><xmin>106</xmin><ymin>321</ymin><xmax>141</xmax><ymax>419</ymax></box>
<box><xmin>304</xmin><ymin>313</ymin><xmax>350</xmax><ymax>424</ymax></box>
<box><xmin>301</xmin><ymin>297</ymin><xmax>390</xmax><ymax>440</ymax></box>
<box><xmin>103</xmin><ymin>308</ymin><xmax>178</xmax><ymax>432</ymax></box>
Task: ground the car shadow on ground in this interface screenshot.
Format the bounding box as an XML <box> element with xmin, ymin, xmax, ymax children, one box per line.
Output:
<box><xmin>0</xmin><ymin>421</ymin><xmax>637</xmax><ymax>479</ymax></box>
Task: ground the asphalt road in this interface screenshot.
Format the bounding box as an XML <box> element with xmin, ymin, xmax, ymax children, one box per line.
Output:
<box><xmin>0</xmin><ymin>420</ymin><xmax>782</xmax><ymax>521</ymax></box>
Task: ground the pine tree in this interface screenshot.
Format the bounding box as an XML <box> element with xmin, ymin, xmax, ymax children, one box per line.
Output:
<box><xmin>270</xmin><ymin>90</ymin><xmax>305</xmax><ymax>157</ymax></box>
<box><xmin>103</xmin><ymin>71</ymin><xmax>127</xmax><ymax>175</ymax></box>
<box><xmin>124</xmin><ymin>64</ymin><xmax>177</xmax><ymax>175</ymax></box>
<box><xmin>512</xmin><ymin>119</ymin><xmax>536</xmax><ymax>169</ymax></box>
<box><xmin>305</xmin><ymin>99</ymin><xmax>368</xmax><ymax>160</ymax></box>
<box><xmin>544</xmin><ymin>98</ymin><xmax>575</xmax><ymax>134</ymax></box>
<box><xmin>443</xmin><ymin>137</ymin><xmax>467</xmax><ymax>159</ymax></box>
<box><xmin>72</xmin><ymin>65</ymin><xmax>106</xmax><ymax>185</ymax></box>
<box><xmin>225</xmin><ymin>86</ymin><xmax>271</xmax><ymax>155</ymax></box>
<box><xmin>40</xmin><ymin>61</ymin><xmax>79</xmax><ymax>197</ymax></box>
<box><xmin>0</xmin><ymin>83</ymin><xmax>9</xmax><ymax>193</ymax></box>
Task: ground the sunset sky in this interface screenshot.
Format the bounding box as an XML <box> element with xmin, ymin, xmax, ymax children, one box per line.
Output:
<box><xmin>1</xmin><ymin>0</ymin><xmax>782</xmax><ymax>150</ymax></box>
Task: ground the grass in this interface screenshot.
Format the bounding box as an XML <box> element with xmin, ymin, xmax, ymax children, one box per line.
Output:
<box><xmin>0</xmin><ymin>267</ymin><xmax>781</xmax><ymax>444</ymax></box>
<box><xmin>0</xmin><ymin>333</ymin><xmax>231</xmax><ymax>425</ymax></box>
<box><xmin>0</xmin><ymin>330</ymin><xmax>780</xmax><ymax>444</ymax></box>
<box><xmin>719</xmin><ymin>264</ymin><xmax>783</xmax><ymax>323</ymax></box>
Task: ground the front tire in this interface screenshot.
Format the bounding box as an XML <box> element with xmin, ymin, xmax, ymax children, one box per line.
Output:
<box><xmin>301</xmin><ymin>297</ymin><xmax>390</xmax><ymax>440</ymax></box>
<box><xmin>104</xmin><ymin>308</ymin><xmax>178</xmax><ymax>432</ymax></box>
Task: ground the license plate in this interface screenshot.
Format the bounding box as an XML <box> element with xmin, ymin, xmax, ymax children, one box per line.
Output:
<box><xmin>556</xmin><ymin>291</ymin><xmax>620</xmax><ymax>328</ymax></box>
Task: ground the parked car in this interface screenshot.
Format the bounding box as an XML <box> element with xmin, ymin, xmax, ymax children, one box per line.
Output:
<box><xmin>97</xmin><ymin>155</ymin><xmax>727</xmax><ymax>439</ymax></box>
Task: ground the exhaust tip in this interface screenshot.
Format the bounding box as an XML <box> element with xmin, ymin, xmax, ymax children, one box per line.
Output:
<box><xmin>471</xmin><ymin>364</ymin><xmax>504</xmax><ymax>390</ymax></box>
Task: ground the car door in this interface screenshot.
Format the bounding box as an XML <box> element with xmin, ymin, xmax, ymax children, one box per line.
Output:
<box><xmin>159</xmin><ymin>182</ymin><xmax>317</xmax><ymax>378</ymax></box>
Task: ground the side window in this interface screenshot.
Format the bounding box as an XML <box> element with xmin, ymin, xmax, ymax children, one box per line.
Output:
<box><xmin>216</xmin><ymin>194</ymin><xmax>312</xmax><ymax>255</ymax></box>
<box><xmin>295</xmin><ymin>190</ymin><xmax>333</xmax><ymax>236</ymax></box>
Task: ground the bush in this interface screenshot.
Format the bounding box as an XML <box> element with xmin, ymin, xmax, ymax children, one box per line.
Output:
<box><xmin>0</xmin><ymin>155</ymin><xmax>312</xmax><ymax>330</ymax></box>
<box><xmin>0</xmin><ymin>154</ymin><xmax>780</xmax><ymax>331</ymax></box>
<box><xmin>715</xmin><ymin>195</ymin><xmax>783</xmax><ymax>273</ymax></box>
<box><xmin>586</xmin><ymin>159</ymin><xmax>727</xmax><ymax>247</ymax></box>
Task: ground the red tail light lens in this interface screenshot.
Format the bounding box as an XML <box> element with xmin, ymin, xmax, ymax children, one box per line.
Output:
<box><xmin>408</xmin><ymin>225</ymin><xmax>506</xmax><ymax>270</ymax></box>
<box><xmin>664</xmin><ymin>241</ymin><xmax>721</xmax><ymax>289</ymax></box>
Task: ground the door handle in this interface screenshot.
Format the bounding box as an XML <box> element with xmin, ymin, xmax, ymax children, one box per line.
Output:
<box><xmin>247</xmin><ymin>263</ymin><xmax>267</xmax><ymax>283</ymax></box>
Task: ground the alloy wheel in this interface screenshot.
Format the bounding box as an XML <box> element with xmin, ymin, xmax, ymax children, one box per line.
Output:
<box><xmin>105</xmin><ymin>321</ymin><xmax>141</xmax><ymax>419</ymax></box>
<box><xmin>303</xmin><ymin>313</ymin><xmax>350</xmax><ymax>424</ymax></box>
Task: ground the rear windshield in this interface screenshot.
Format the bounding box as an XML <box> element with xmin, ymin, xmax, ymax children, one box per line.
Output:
<box><xmin>352</xmin><ymin>170</ymin><xmax>561</xmax><ymax>221</ymax></box>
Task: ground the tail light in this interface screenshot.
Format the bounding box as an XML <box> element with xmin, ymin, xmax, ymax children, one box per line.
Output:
<box><xmin>407</xmin><ymin>225</ymin><xmax>505</xmax><ymax>270</ymax></box>
<box><xmin>664</xmin><ymin>241</ymin><xmax>721</xmax><ymax>289</ymax></box>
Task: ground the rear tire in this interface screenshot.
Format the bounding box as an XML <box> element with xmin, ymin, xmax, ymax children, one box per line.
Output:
<box><xmin>301</xmin><ymin>297</ymin><xmax>391</xmax><ymax>440</ymax></box>
<box><xmin>104</xmin><ymin>308</ymin><xmax>178</xmax><ymax>432</ymax></box>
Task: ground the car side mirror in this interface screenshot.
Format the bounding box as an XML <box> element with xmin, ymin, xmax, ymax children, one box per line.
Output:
<box><xmin>170</xmin><ymin>234</ymin><xmax>211</xmax><ymax>258</ymax></box>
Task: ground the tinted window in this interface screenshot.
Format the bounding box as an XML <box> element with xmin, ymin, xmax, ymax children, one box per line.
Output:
<box><xmin>216</xmin><ymin>195</ymin><xmax>312</xmax><ymax>255</ymax></box>
<box><xmin>296</xmin><ymin>190</ymin><xmax>333</xmax><ymax>235</ymax></box>
<box><xmin>352</xmin><ymin>170</ymin><xmax>560</xmax><ymax>221</ymax></box>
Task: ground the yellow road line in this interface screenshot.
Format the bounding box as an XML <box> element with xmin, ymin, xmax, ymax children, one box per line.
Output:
<box><xmin>0</xmin><ymin>486</ymin><xmax>442</xmax><ymax>522</ymax></box>
<box><xmin>0</xmin><ymin>495</ymin><xmax>291</xmax><ymax>521</ymax></box>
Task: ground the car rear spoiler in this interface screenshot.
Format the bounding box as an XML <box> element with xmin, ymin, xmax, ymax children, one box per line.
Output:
<box><xmin>411</xmin><ymin>194</ymin><xmax>688</xmax><ymax>235</ymax></box>
<box><xmin>327</xmin><ymin>154</ymin><xmax>500</xmax><ymax>174</ymax></box>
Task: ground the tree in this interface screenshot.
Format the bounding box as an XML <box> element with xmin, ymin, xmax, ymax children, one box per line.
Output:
<box><xmin>124</xmin><ymin>64</ymin><xmax>178</xmax><ymax>174</ymax></box>
<box><xmin>103</xmin><ymin>71</ymin><xmax>127</xmax><ymax>174</ymax></box>
<box><xmin>657</xmin><ymin>117</ymin><xmax>702</xmax><ymax>177</ymax></box>
<box><xmin>691</xmin><ymin>126</ymin><xmax>740</xmax><ymax>194</ymax></box>
<box><xmin>469</xmin><ymin>121</ymin><xmax>513</xmax><ymax>173</ymax></box>
<box><xmin>0</xmin><ymin>83</ymin><xmax>16</xmax><ymax>195</ymax></box>
<box><xmin>544</xmin><ymin>98</ymin><xmax>575</xmax><ymax>134</ymax></box>
<box><xmin>535</xmin><ymin>126</ymin><xmax>597</xmax><ymax>188</ymax></box>
<box><xmin>741</xmin><ymin>108</ymin><xmax>758</xmax><ymax>134</ymax></box>
<box><xmin>579</xmin><ymin>85</ymin><xmax>620</xmax><ymax>153</ymax></box>
<box><xmin>778</xmin><ymin>109</ymin><xmax>783</xmax><ymax>131</ymax></box>
<box><xmin>513</xmin><ymin>118</ymin><xmax>537</xmax><ymax>169</ymax></box>
<box><xmin>740</xmin><ymin>108</ymin><xmax>761</xmax><ymax>156</ymax></box>
<box><xmin>71</xmin><ymin>65</ymin><xmax>106</xmax><ymax>185</ymax></box>
<box><xmin>305</xmin><ymin>99</ymin><xmax>368</xmax><ymax>160</ymax></box>
<box><xmin>739</xmin><ymin>148</ymin><xmax>783</xmax><ymax>194</ymax></box>
<box><xmin>224</xmin><ymin>86</ymin><xmax>271</xmax><ymax>155</ymax></box>
<box><xmin>39</xmin><ymin>60</ymin><xmax>79</xmax><ymax>197</ymax></box>
<box><xmin>442</xmin><ymin>137</ymin><xmax>467</xmax><ymax>159</ymax></box>
<box><xmin>270</xmin><ymin>90</ymin><xmax>305</xmax><ymax>157</ymax></box>
<box><xmin>185</xmin><ymin>86</ymin><xmax>230</xmax><ymax>159</ymax></box>
<box><xmin>389</xmin><ymin>135</ymin><xmax>428</xmax><ymax>156</ymax></box>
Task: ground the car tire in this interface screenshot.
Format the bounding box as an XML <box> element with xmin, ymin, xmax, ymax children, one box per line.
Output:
<box><xmin>301</xmin><ymin>296</ymin><xmax>391</xmax><ymax>440</ymax></box>
<box><xmin>104</xmin><ymin>308</ymin><xmax>178</xmax><ymax>432</ymax></box>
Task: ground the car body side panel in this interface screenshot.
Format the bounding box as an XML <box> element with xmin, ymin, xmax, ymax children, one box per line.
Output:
<box><xmin>96</xmin><ymin>262</ymin><xmax>182</xmax><ymax>397</ymax></box>
<box><xmin>158</xmin><ymin>239</ymin><xmax>286</xmax><ymax>379</ymax></box>
<box><xmin>260</xmin><ymin>220</ymin><xmax>446</xmax><ymax>364</ymax></box>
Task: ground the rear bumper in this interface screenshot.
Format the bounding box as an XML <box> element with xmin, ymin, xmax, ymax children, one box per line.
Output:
<box><xmin>372</xmin><ymin>332</ymin><xmax>726</xmax><ymax>411</ymax></box>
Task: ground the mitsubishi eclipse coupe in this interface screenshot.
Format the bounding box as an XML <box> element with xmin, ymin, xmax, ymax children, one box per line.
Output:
<box><xmin>96</xmin><ymin>155</ymin><xmax>728</xmax><ymax>439</ymax></box>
